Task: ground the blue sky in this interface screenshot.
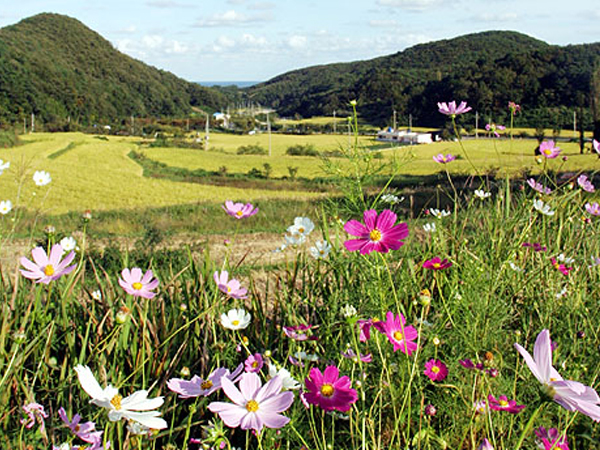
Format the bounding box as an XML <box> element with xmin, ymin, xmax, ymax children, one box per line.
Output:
<box><xmin>1</xmin><ymin>0</ymin><xmax>598</xmax><ymax>82</ymax></box>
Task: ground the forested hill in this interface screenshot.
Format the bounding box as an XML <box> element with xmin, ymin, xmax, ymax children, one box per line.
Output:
<box><xmin>247</xmin><ymin>31</ymin><xmax>600</xmax><ymax>127</ymax></box>
<box><xmin>0</xmin><ymin>13</ymin><xmax>228</xmax><ymax>126</ymax></box>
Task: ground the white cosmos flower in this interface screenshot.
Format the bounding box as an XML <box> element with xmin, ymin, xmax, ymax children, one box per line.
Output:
<box><xmin>0</xmin><ymin>200</ymin><xmax>12</xmax><ymax>215</ymax></box>
<box><xmin>220</xmin><ymin>308</ymin><xmax>251</xmax><ymax>330</ymax></box>
<box><xmin>309</xmin><ymin>240</ymin><xmax>332</xmax><ymax>259</ymax></box>
<box><xmin>0</xmin><ymin>159</ymin><xmax>9</xmax><ymax>175</ymax></box>
<box><xmin>91</xmin><ymin>290</ymin><xmax>102</xmax><ymax>301</ymax></box>
<box><xmin>556</xmin><ymin>254</ymin><xmax>574</xmax><ymax>264</ymax></box>
<box><xmin>423</xmin><ymin>222</ymin><xmax>436</xmax><ymax>233</ymax></box>
<box><xmin>59</xmin><ymin>236</ymin><xmax>77</xmax><ymax>253</ymax></box>
<box><xmin>33</xmin><ymin>170</ymin><xmax>52</xmax><ymax>186</ymax></box>
<box><xmin>340</xmin><ymin>304</ymin><xmax>357</xmax><ymax>318</ymax></box>
<box><xmin>284</xmin><ymin>233</ymin><xmax>306</xmax><ymax>246</ymax></box>
<box><xmin>381</xmin><ymin>193</ymin><xmax>404</xmax><ymax>204</ymax></box>
<box><xmin>429</xmin><ymin>208</ymin><xmax>450</xmax><ymax>219</ymax></box>
<box><xmin>74</xmin><ymin>365</ymin><xmax>167</xmax><ymax>430</ymax></box>
<box><xmin>293</xmin><ymin>351</ymin><xmax>318</xmax><ymax>362</ymax></box>
<box><xmin>268</xmin><ymin>363</ymin><xmax>300</xmax><ymax>390</ymax></box>
<box><xmin>555</xmin><ymin>286</ymin><xmax>568</xmax><ymax>299</ymax></box>
<box><xmin>509</xmin><ymin>261</ymin><xmax>525</xmax><ymax>273</ymax></box>
<box><xmin>474</xmin><ymin>189</ymin><xmax>491</xmax><ymax>200</ymax></box>
<box><xmin>287</xmin><ymin>217</ymin><xmax>314</xmax><ymax>237</ymax></box>
<box><xmin>533</xmin><ymin>199</ymin><xmax>555</xmax><ymax>216</ymax></box>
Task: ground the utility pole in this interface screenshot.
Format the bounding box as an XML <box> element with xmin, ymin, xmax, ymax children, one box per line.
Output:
<box><xmin>573</xmin><ymin>111</ymin><xmax>577</xmax><ymax>138</ymax></box>
<box><xmin>393</xmin><ymin>110</ymin><xmax>397</xmax><ymax>131</ymax></box>
<box><xmin>333</xmin><ymin>110</ymin><xmax>336</xmax><ymax>134</ymax></box>
<box><xmin>186</xmin><ymin>118</ymin><xmax>190</xmax><ymax>133</ymax></box>
<box><xmin>23</xmin><ymin>117</ymin><xmax>26</xmax><ymax>134</ymax></box>
<box><xmin>475</xmin><ymin>111</ymin><xmax>479</xmax><ymax>139</ymax></box>
<box><xmin>267</xmin><ymin>112</ymin><xmax>272</xmax><ymax>157</ymax></box>
<box><xmin>409</xmin><ymin>114</ymin><xmax>412</xmax><ymax>132</ymax></box>
<box><xmin>205</xmin><ymin>113</ymin><xmax>210</xmax><ymax>151</ymax></box>
<box><xmin>131</xmin><ymin>115</ymin><xmax>135</xmax><ymax>135</ymax></box>
<box><xmin>31</xmin><ymin>113</ymin><xmax>35</xmax><ymax>133</ymax></box>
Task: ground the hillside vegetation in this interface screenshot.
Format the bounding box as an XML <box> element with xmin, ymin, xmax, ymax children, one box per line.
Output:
<box><xmin>0</xmin><ymin>14</ymin><xmax>229</xmax><ymax>126</ymax></box>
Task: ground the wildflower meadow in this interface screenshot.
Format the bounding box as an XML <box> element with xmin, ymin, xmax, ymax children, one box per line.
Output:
<box><xmin>2</xmin><ymin>101</ymin><xmax>600</xmax><ymax>450</ymax></box>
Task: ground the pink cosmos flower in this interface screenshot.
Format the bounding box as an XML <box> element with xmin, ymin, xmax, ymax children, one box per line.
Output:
<box><xmin>478</xmin><ymin>438</ymin><xmax>494</xmax><ymax>450</ymax></box>
<box><xmin>213</xmin><ymin>271</ymin><xmax>248</xmax><ymax>299</ymax></box>
<box><xmin>283</xmin><ymin>324</ymin><xmax>317</xmax><ymax>341</ymax></box>
<box><xmin>118</xmin><ymin>268</ymin><xmax>159</xmax><ymax>299</ymax></box>
<box><xmin>487</xmin><ymin>394</ymin><xmax>526</xmax><ymax>414</ymax></box>
<box><xmin>222</xmin><ymin>200</ymin><xmax>258</xmax><ymax>219</ymax></box>
<box><xmin>459</xmin><ymin>359</ymin><xmax>484</xmax><ymax>371</ymax></box>
<box><xmin>207</xmin><ymin>372</ymin><xmax>294</xmax><ymax>432</ymax></box>
<box><xmin>585</xmin><ymin>202</ymin><xmax>600</xmax><ymax>216</ymax></box>
<box><xmin>373</xmin><ymin>311</ymin><xmax>418</xmax><ymax>355</ymax></box>
<box><xmin>577</xmin><ymin>175</ymin><xmax>595</xmax><ymax>193</ymax></box>
<box><xmin>432</xmin><ymin>153</ymin><xmax>456</xmax><ymax>164</ymax></box>
<box><xmin>508</xmin><ymin>101</ymin><xmax>521</xmax><ymax>114</ymax></box>
<box><xmin>20</xmin><ymin>402</ymin><xmax>49</xmax><ymax>432</ymax></box>
<box><xmin>593</xmin><ymin>139</ymin><xmax>600</xmax><ymax>155</ymax></box>
<box><xmin>551</xmin><ymin>258</ymin><xmax>573</xmax><ymax>276</ymax></box>
<box><xmin>343</xmin><ymin>209</ymin><xmax>409</xmax><ymax>255</ymax></box>
<box><xmin>20</xmin><ymin>244</ymin><xmax>76</xmax><ymax>284</ymax></box>
<box><xmin>539</xmin><ymin>141</ymin><xmax>561</xmax><ymax>159</ymax></box>
<box><xmin>522</xmin><ymin>242</ymin><xmax>547</xmax><ymax>252</ymax></box>
<box><xmin>527</xmin><ymin>178</ymin><xmax>552</xmax><ymax>195</ymax></box>
<box><xmin>303</xmin><ymin>366</ymin><xmax>358</xmax><ymax>412</ymax></box>
<box><xmin>167</xmin><ymin>364</ymin><xmax>244</xmax><ymax>398</ymax></box>
<box><xmin>424</xmin><ymin>359</ymin><xmax>448</xmax><ymax>381</ymax></box>
<box><xmin>485</xmin><ymin>123</ymin><xmax>506</xmax><ymax>138</ymax></box>
<box><xmin>58</xmin><ymin>407</ymin><xmax>104</xmax><ymax>445</ymax></box>
<box><xmin>423</xmin><ymin>257</ymin><xmax>452</xmax><ymax>271</ymax></box>
<box><xmin>534</xmin><ymin>427</ymin><xmax>569</xmax><ymax>450</ymax></box>
<box><xmin>515</xmin><ymin>329</ymin><xmax>600</xmax><ymax>421</ymax></box>
<box><xmin>245</xmin><ymin>353</ymin><xmax>264</xmax><ymax>373</ymax></box>
<box><xmin>341</xmin><ymin>348</ymin><xmax>373</xmax><ymax>363</ymax></box>
<box><xmin>437</xmin><ymin>101</ymin><xmax>472</xmax><ymax>116</ymax></box>
<box><xmin>357</xmin><ymin>319</ymin><xmax>373</xmax><ymax>342</ymax></box>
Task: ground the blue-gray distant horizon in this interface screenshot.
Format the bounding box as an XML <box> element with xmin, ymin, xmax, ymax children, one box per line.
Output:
<box><xmin>1</xmin><ymin>1</ymin><xmax>598</xmax><ymax>81</ymax></box>
<box><xmin>196</xmin><ymin>81</ymin><xmax>261</xmax><ymax>88</ymax></box>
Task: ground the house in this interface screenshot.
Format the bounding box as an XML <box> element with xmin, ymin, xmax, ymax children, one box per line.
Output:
<box><xmin>213</xmin><ymin>112</ymin><xmax>231</xmax><ymax>128</ymax></box>
<box><xmin>376</xmin><ymin>127</ymin><xmax>433</xmax><ymax>145</ymax></box>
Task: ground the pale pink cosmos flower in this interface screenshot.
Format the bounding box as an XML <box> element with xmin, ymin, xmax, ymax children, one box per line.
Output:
<box><xmin>222</xmin><ymin>201</ymin><xmax>258</xmax><ymax>219</ymax></box>
<box><xmin>593</xmin><ymin>139</ymin><xmax>600</xmax><ymax>155</ymax></box>
<box><xmin>20</xmin><ymin>402</ymin><xmax>49</xmax><ymax>432</ymax></box>
<box><xmin>432</xmin><ymin>153</ymin><xmax>456</xmax><ymax>164</ymax></box>
<box><xmin>245</xmin><ymin>353</ymin><xmax>264</xmax><ymax>373</ymax></box>
<box><xmin>58</xmin><ymin>407</ymin><xmax>104</xmax><ymax>445</ymax></box>
<box><xmin>478</xmin><ymin>438</ymin><xmax>494</xmax><ymax>450</ymax></box>
<box><xmin>437</xmin><ymin>101</ymin><xmax>472</xmax><ymax>116</ymax></box>
<box><xmin>485</xmin><ymin>123</ymin><xmax>506</xmax><ymax>137</ymax></box>
<box><xmin>577</xmin><ymin>174</ymin><xmax>595</xmax><ymax>193</ymax></box>
<box><xmin>208</xmin><ymin>372</ymin><xmax>294</xmax><ymax>432</ymax></box>
<box><xmin>515</xmin><ymin>329</ymin><xmax>600</xmax><ymax>421</ymax></box>
<box><xmin>527</xmin><ymin>178</ymin><xmax>552</xmax><ymax>195</ymax></box>
<box><xmin>539</xmin><ymin>141</ymin><xmax>561</xmax><ymax>159</ymax></box>
<box><xmin>343</xmin><ymin>209</ymin><xmax>409</xmax><ymax>255</ymax></box>
<box><xmin>20</xmin><ymin>244</ymin><xmax>76</xmax><ymax>284</ymax></box>
<box><xmin>118</xmin><ymin>268</ymin><xmax>159</xmax><ymax>299</ymax></box>
<box><xmin>585</xmin><ymin>202</ymin><xmax>600</xmax><ymax>216</ymax></box>
<box><xmin>213</xmin><ymin>271</ymin><xmax>248</xmax><ymax>299</ymax></box>
<box><xmin>167</xmin><ymin>364</ymin><xmax>244</xmax><ymax>398</ymax></box>
<box><xmin>282</xmin><ymin>324</ymin><xmax>317</xmax><ymax>341</ymax></box>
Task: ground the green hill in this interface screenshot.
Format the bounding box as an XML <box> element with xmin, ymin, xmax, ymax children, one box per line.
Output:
<box><xmin>0</xmin><ymin>13</ymin><xmax>228</xmax><ymax>127</ymax></box>
<box><xmin>247</xmin><ymin>31</ymin><xmax>600</xmax><ymax>128</ymax></box>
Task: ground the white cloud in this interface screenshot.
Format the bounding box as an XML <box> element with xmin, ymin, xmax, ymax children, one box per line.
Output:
<box><xmin>116</xmin><ymin>35</ymin><xmax>189</xmax><ymax>58</ymax></box>
<box><xmin>472</xmin><ymin>12</ymin><xmax>519</xmax><ymax>22</ymax></box>
<box><xmin>194</xmin><ymin>10</ymin><xmax>272</xmax><ymax>27</ymax></box>
<box><xmin>248</xmin><ymin>1</ymin><xmax>275</xmax><ymax>10</ymax></box>
<box><xmin>146</xmin><ymin>0</ymin><xmax>193</xmax><ymax>7</ymax></box>
<box><xmin>287</xmin><ymin>35</ymin><xmax>307</xmax><ymax>49</ymax></box>
<box><xmin>210</xmin><ymin>33</ymin><xmax>271</xmax><ymax>53</ymax></box>
<box><xmin>376</xmin><ymin>0</ymin><xmax>444</xmax><ymax>12</ymax></box>
<box><xmin>368</xmin><ymin>19</ymin><xmax>398</xmax><ymax>28</ymax></box>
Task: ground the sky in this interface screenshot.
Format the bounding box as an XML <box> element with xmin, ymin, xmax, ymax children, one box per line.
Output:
<box><xmin>0</xmin><ymin>0</ymin><xmax>599</xmax><ymax>82</ymax></box>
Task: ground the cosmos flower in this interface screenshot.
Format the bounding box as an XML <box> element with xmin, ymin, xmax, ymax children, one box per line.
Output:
<box><xmin>0</xmin><ymin>200</ymin><xmax>12</xmax><ymax>215</ymax></box>
<box><xmin>59</xmin><ymin>236</ymin><xmax>77</xmax><ymax>254</ymax></box>
<box><xmin>534</xmin><ymin>426</ymin><xmax>569</xmax><ymax>450</ymax></box>
<box><xmin>303</xmin><ymin>366</ymin><xmax>358</xmax><ymax>412</ymax></box>
<box><xmin>585</xmin><ymin>202</ymin><xmax>600</xmax><ymax>216</ymax></box>
<box><xmin>474</xmin><ymin>189</ymin><xmax>491</xmax><ymax>200</ymax></box>
<box><xmin>487</xmin><ymin>394</ymin><xmax>526</xmax><ymax>414</ymax></box>
<box><xmin>341</xmin><ymin>348</ymin><xmax>372</xmax><ymax>363</ymax></box>
<box><xmin>533</xmin><ymin>199</ymin><xmax>555</xmax><ymax>216</ymax></box>
<box><xmin>522</xmin><ymin>242</ymin><xmax>547</xmax><ymax>252</ymax></box>
<box><xmin>20</xmin><ymin>244</ymin><xmax>76</xmax><ymax>284</ymax></box>
<box><xmin>373</xmin><ymin>311</ymin><xmax>418</xmax><ymax>355</ymax></box>
<box><xmin>437</xmin><ymin>101</ymin><xmax>472</xmax><ymax>117</ymax></box>
<box><xmin>508</xmin><ymin>101</ymin><xmax>521</xmax><ymax>114</ymax></box>
<box><xmin>221</xmin><ymin>308</ymin><xmax>251</xmax><ymax>330</ymax></box>
<box><xmin>343</xmin><ymin>209</ymin><xmax>409</xmax><ymax>255</ymax></box>
<box><xmin>381</xmin><ymin>193</ymin><xmax>403</xmax><ymax>204</ymax></box>
<box><xmin>515</xmin><ymin>329</ymin><xmax>600</xmax><ymax>421</ymax></box>
<box><xmin>593</xmin><ymin>139</ymin><xmax>600</xmax><ymax>155</ymax></box>
<box><xmin>287</xmin><ymin>217</ymin><xmax>315</xmax><ymax>237</ymax></box>
<box><xmin>213</xmin><ymin>271</ymin><xmax>248</xmax><ymax>299</ymax></box>
<box><xmin>245</xmin><ymin>354</ymin><xmax>264</xmax><ymax>373</ymax></box>
<box><xmin>167</xmin><ymin>364</ymin><xmax>244</xmax><ymax>398</ymax></box>
<box><xmin>309</xmin><ymin>240</ymin><xmax>332</xmax><ymax>259</ymax></box>
<box><xmin>577</xmin><ymin>175</ymin><xmax>595</xmax><ymax>193</ymax></box>
<box><xmin>74</xmin><ymin>365</ymin><xmax>167</xmax><ymax>429</ymax></box>
<box><xmin>58</xmin><ymin>407</ymin><xmax>103</xmax><ymax>445</ymax></box>
<box><xmin>207</xmin><ymin>373</ymin><xmax>294</xmax><ymax>432</ymax></box>
<box><xmin>222</xmin><ymin>201</ymin><xmax>258</xmax><ymax>219</ymax></box>
<box><xmin>267</xmin><ymin>364</ymin><xmax>300</xmax><ymax>390</ymax></box>
<box><xmin>428</xmin><ymin>208</ymin><xmax>451</xmax><ymax>219</ymax></box>
<box><xmin>357</xmin><ymin>319</ymin><xmax>373</xmax><ymax>342</ymax></box>
<box><xmin>33</xmin><ymin>170</ymin><xmax>52</xmax><ymax>186</ymax></box>
<box><xmin>424</xmin><ymin>359</ymin><xmax>448</xmax><ymax>381</ymax></box>
<box><xmin>551</xmin><ymin>258</ymin><xmax>573</xmax><ymax>276</ymax></box>
<box><xmin>283</xmin><ymin>324</ymin><xmax>317</xmax><ymax>341</ymax></box>
<box><xmin>527</xmin><ymin>178</ymin><xmax>552</xmax><ymax>195</ymax></box>
<box><xmin>0</xmin><ymin>159</ymin><xmax>9</xmax><ymax>175</ymax></box>
<box><xmin>478</xmin><ymin>438</ymin><xmax>494</xmax><ymax>450</ymax></box>
<box><xmin>539</xmin><ymin>141</ymin><xmax>561</xmax><ymax>159</ymax></box>
<box><xmin>485</xmin><ymin>123</ymin><xmax>506</xmax><ymax>137</ymax></box>
<box><xmin>20</xmin><ymin>402</ymin><xmax>49</xmax><ymax>432</ymax></box>
<box><xmin>423</xmin><ymin>222</ymin><xmax>436</xmax><ymax>233</ymax></box>
<box><xmin>432</xmin><ymin>153</ymin><xmax>456</xmax><ymax>164</ymax></box>
<box><xmin>118</xmin><ymin>268</ymin><xmax>159</xmax><ymax>299</ymax></box>
<box><xmin>423</xmin><ymin>256</ymin><xmax>452</xmax><ymax>271</ymax></box>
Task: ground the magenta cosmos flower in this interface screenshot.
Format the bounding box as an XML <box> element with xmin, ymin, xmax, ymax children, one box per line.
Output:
<box><xmin>488</xmin><ymin>394</ymin><xmax>525</xmax><ymax>414</ymax></box>
<box><xmin>437</xmin><ymin>101</ymin><xmax>472</xmax><ymax>117</ymax></box>
<box><xmin>343</xmin><ymin>209</ymin><xmax>409</xmax><ymax>255</ymax></box>
<box><xmin>424</xmin><ymin>359</ymin><xmax>448</xmax><ymax>381</ymax></box>
<box><xmin>283</xmin><ymin>324</ymin><xmax>318</xmax><ymax>341</ymax></box>
<box><xmin>208</xmin><ymin>372</ymin><xmax>294</xmax><ymax>432</ymax></box>
<box><xmin>432</xmin><ymin>153</ymin><xmax>456</xmax><ymax>164</ymax></box>
<box><xmin>303</xmin><ymin>366</ymin><xmax>358</xmax><ymax>412</ymax></box>
<box><xmin>245</xmin><ymin>353</ymin><xmax>264</xmax><ymax>373</ymax></box>
<box><xmin>222</xmin><ymin>200</ymin><xmax>258</xmax><ymax>219</ymax></box>
<box><xmin>213</xmin><ymin>271</ymin><xmax>248</xmax><ymax>299</ymax></box>
<box><xmin>168</xmin><ymin>364</ymin><xmax>244</xmax><ymax>398</ymax></box>
<box><xmin>423</xmin><ymin>256</ymin><xmax>452</xmax><ymax>271</ymax></box>
<box><xmin>508</xmin><ymin>101</ymin><xmax>521</xmax><ymax>114</ymax></box>
<box><xmin>374</xmin><ymin>311</ymin><xmax>418</xmax><ymax>355</ymax></box>
<box><xmin>551</xmin><ymin>258</ymin><xmax>572</xmax><ymax>276</ymax></box>
<box><xmin>20</xmin><ymin>244</ymin><xmax>76</xmax><ymax>284</ymax></box>
<box><xmin>585</xmin><ymin>202</ymin><xmax>600</xmax><ymax>216</ymax></box>
<box><xmin>118</xmin><ymin>268</ymin><xmax>159</xmax><ymax>299</ymax></box>
<box><xmin>515</xmin><ymin>329</ymin><xmax>600</xmax><ymax>421</ymax></box>
<box><xmin>535</xmin><ymin>427</ymin><xmax>569</xmax><ymax>450</ymax></box>
<box><xmin>539</xmin><ymin>141</ymin><xmax>561</xmax><ymax>159</ymax></box>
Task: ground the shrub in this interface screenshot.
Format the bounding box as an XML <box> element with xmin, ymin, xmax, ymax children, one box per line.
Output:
<box><xmin>237</xmin><ymin>144</ymin><xmax>267</xmax><ymax>155</ymax></box>
<box><xmin>286</xmin><ymin>144</ymin><xmax>319</xmax><ymax>156</ymax></box>
<box><xmin>0</xmin><ymin>130</ymin><xmax>19</xmax><ymax>148</ymax></box>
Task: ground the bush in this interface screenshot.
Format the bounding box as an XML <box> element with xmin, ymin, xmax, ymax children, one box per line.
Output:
<box><xmin>286</xmin><ymin>144</ymin><xmax>319</xmax><ymax>156</ymax></box>
<box><xmin>237</xmin><ymin>144</ymin><xmax>267</xmax><ymax>155</ymax></box>
<box><xmin>0</xmin><ymin>130</ymin><xmax>19</xmax><ymax>148</ymax></box>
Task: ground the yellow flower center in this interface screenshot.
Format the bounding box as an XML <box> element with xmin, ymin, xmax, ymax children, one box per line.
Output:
<box><xmin>432</xmin><ymin>263</ymin><xmax>441</xmax><ymax>269</ymax></box>
<box><xmin>499</xmin><ymin>399</ymin><xmax>509</xmax><ymax>407</ymax></box>
<box><xmin>132</xmin><ymin>282</ymin><xmax>143</xmax><ymax>290</ymax></box>
<box><xmin>393</xmin><ymin>331</ymin><xmax>404</xmax><ymax>342</ymax></box>
<box><xmin>543</xmin><ymin>148</ymin><xmax>552</xmax><ymax>155</ymax></box>
<box><xmin>236</xmin><ymin>210</ymin><xmax>244</xmax><ymax>216</ymax></box>
<box><xmin>246</xmin><ymin>400</ymin><xmax>259</xmax><ymax>412</ymax></box>
<box><xmin>110</xmin><ymin>394</ymin><xmax>122</xmax><ymax>410</ymax></box>
<box><xmin>44</xmin><ymin>265</ymin><xmax>55</xmax><ymax>276</ymax></box>
<box><xmin>431</xmin><ymin>366</ymin><xmax>440</xmax><ymax>374</ymax></box>
<box><xmin>369</xmin><ymin>229</ymin><xmax>382</xmax><ymax>242</ymax></box>
<box><xmin>227</xmin><ymin>286</ymin><xmax>232</xmax><ymax>293</ymax></box>
<box><xmin>299</xmin><ymin>227</ymin><xmax>305</xmax><ymax>233</ymax></box>
<box><xmin>252</xmin><ymin>361</ymin><xmax>259</xmax><ymax>368</ymax></box>
<box><xmin>201</xmin><ymin>380</ymin><xmax>213</xmax><ymax>390</ymax></box>
<box><xmin>232</xmin><ymin>320</ymin><xmax>240</xmax><ymax>326</ymax></box>
<box><xmin>320</xmin><ymin>383</ymin><xmax>335</xmax><ymax>398</ymax></box>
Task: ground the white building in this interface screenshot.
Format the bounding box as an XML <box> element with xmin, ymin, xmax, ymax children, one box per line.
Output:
<box><xmin>376</xmin><ymin>128</ymin><xmax>432</xmax><ymax>145</ymax></box>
